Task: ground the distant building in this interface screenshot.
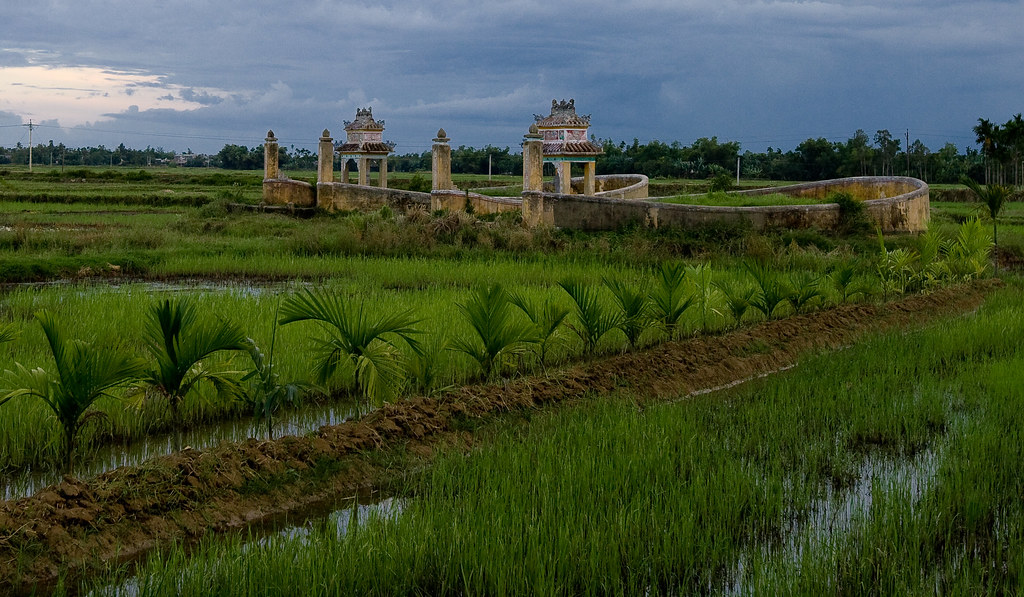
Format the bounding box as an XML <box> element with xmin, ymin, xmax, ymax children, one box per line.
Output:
<box><xmin>534</xmin><ymin>99</ymin><xmax>602</xmax><ymax>195</ymax></box>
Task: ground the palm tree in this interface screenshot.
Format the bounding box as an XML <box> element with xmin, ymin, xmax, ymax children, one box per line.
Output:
<box><xmin>279</xmin><ymin>287</ymin><xmax>420</xmax><ymax>410</ymax></box>
<box><xmin>241</xmin><ymin>304</ymin><xmax>309</xmax><ymax>440</ymax></box>
<box><xmin>714</xmin><ymin>280</ymin><xmax>755</xmax><ymax>329</ymax></box>
<box><xmin>450</xmin><ymin>284</ymin><xmax>537</xmax><ymax>379</ymax></box>
<box><xmin>508</xmin><ymin>291</ymin><xmax>569</xmax><ymax>370</ymax></box>
<box><xmin>558</xmin><ymin>280</ymin><xmax>622</xmax><ymax>358</ymax></box>
<box><xmin>140</xmin><ymin>298</ymin><xmax>248</xmax><ymax>447</ymax></box>
<box><xmin>604</xmin><ymin>277</ymin><xmax>653</xmax><ymax>351</ymax></box>
<box><xmin>648</xmin><ymin>261</ymin><xmax>694</xmax><ymax>340</ymax></box>
<box><xmin>974</xmin><ymin>118</ymin><xmax>997</xmax><ymax>184</ymax></box>
<box><xmin>745</xmin><ymin>261</ymin><xmax>789</xmax><ymax>320</ymax></box>
<box><xmin>961</xmin><ymin>176</ymin><xmax>1009</xmax><ymax>275</ymax></box>
<box><xmin>3</xmin><ymin>311</ymin><xmax>145</xmax><ymax>473</ymax></box>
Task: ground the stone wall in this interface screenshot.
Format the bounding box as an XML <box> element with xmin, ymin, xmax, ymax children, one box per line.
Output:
<box><xmin>316</xmin><ymin>182</ymin><xmax>430</xmax><ymax>212</ymax></box>
<box><xmin>262</xmin><ymin>179</ymin><xmax>316</xmax><ymax>207</ymax></box>
<box><xmin>431</xmin><ymin>190</ymin><xmax>522</xmax><ymax>215</ymax></box>
<box><xmin>523</xmin><ymin>176</ymin><xmax>929</xmax><ymax>233</ymax></box>
<box><xmin>542</xmin><ymin>174</ymin><xmax>649</xmax><ymax>199</ymax></box>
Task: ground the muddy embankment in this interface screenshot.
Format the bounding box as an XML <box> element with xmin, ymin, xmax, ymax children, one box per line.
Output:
<box><xmin>0</xmin><ymin>281</ymin><xmax>998</xmax><ymax>593</ymax></box>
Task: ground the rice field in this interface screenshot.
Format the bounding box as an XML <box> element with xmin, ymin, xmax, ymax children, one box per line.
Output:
<box><xmin>1</xmin><ymin>168</ymin><xmax>1020</xmax><ymax>594</ymax></box>
<box><xmin>71</xmin><ymin>280</ymin><xmax>1024</xmax><ymax>596</ymax></box>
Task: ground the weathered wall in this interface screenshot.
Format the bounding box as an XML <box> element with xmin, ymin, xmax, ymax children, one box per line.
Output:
<box><xmin>316</xmin><ymin>182</ymin><xmax>430</xmax><ymax>212</ymax></box>
<box><xmin>542</xmin><ymin>174</ymin><xmax>649</xmax><ymax>199</ymax></box>
<box><xmin>262</xmin><ymin>179</ymin><xmax>316</xmax><ymax>207</ymax></box>
<box><xmin>523</xmin><ymin>176</ymin><xmax>929</xmax><ymax>233</ymax></box>
<box><xmin>431</xmin><ymin>190</ymin><xmax>522</xmax><ymax>215</ymax></box>
<box><xmin>594</xmin><ymin>174</ymin><xmax>649</xmax><ymax>199</ymax></box>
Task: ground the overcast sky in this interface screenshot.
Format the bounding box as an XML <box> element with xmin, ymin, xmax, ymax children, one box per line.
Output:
<box><xmin>1</xmin><ymin>0</ymin><xmax>1022</xmax><ymax>156</ymax></box>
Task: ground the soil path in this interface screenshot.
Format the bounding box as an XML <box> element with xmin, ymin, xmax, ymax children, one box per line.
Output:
<box><xmin>0</xmin><ymin>281</ymin><xmax>997</xmax><ymax>594</ymax></box>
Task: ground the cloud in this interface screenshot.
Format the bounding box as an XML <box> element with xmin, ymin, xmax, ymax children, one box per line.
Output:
<box><xmin>0</xmin><ymin>0</ymin><xmax>1020</xmax><ymax>153</ymax></box>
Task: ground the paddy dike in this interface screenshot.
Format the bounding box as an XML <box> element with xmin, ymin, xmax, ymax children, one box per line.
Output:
<box><xmin>0</xmin><ymin>281</ymin><xmax>998</xmax><ymax>594</ymax></box>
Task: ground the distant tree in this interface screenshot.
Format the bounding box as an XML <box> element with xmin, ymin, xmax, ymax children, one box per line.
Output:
<box><xmin>874</xmin><ymin>130</ymin><xmax>900</xmax><ymax>176</ymax></box>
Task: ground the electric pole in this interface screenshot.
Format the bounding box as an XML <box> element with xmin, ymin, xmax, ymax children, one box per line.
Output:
<box><xmin>22</xmin><ymin>119</ymin><xmax>35</xmax><ymax>172</ymax></box>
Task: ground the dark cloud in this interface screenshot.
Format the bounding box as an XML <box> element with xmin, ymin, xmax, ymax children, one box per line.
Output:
<box><xmin>1</xmin><ymin>0</ymin><xmax>1021</xmax><ymax>153</ymax></box>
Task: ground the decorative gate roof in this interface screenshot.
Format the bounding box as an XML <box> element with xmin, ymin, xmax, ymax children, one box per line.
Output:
<box><xmin>338</xmin><ymin>107</ymin><xmax>393</xmax><ymax>155</ymax></box>
<box><xmin>533</xmin><ymin>99</ymin><xmax>603</xmax><ymax>159</ymax></box>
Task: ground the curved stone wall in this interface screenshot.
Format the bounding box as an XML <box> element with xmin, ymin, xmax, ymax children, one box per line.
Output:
<box><xmin>543</xmin><ymin>174</ymin><xmax>649</xmax><ymax>200</ymax></box>
<box><xmin>524</xmin><ymin>176</ymin><xmax>929</xmax><ymax>233</ymax></box>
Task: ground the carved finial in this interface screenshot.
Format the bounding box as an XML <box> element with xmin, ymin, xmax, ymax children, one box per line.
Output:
<box><xmin>266</xmin><ymin>130</ymin><xmax>275</xmax><ymax>139</ymax></box>
<box><xmin>552</xmin><ymin>99</ymin><xmax>557</xmax><ymax>108</ymax></box>
<box><xmin>322</xmin><ymin>129</ymin><xmax>330</xmax><ymax>138</ymax></box>
<box><xmin>437</xmin><ymin>128</ymin><xmax>447</xmax><ymax>138</ymax></box>
<box><xmin>529</xmin><ymin>124</ymin><xmax>539</xmax><ymax>135</ymax></box>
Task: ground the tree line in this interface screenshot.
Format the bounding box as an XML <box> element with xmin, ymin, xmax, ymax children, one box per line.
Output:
<box><xmin>5</xmin><ymin>118</ymin><xmax>1022</xmax><ymax>185</ymax></box>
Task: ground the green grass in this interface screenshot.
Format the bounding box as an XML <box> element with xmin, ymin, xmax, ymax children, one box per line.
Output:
<box><xmin>73</xmin><ymin>281</ymin><xmax>1024</xmax><ymax>596</ymax></box>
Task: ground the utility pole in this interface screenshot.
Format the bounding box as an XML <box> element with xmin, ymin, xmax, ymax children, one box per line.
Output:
<box><xmin>736</xmin><ymin>156</ymin><xmax>741</xmax><ymax>185</ymax></box>
<box><xmin>488</xmin><ymin>153</ymin><xmax>492</xmax><ymax>181</ymax></box>
<box><xmin>22</xmin><ymin>119</ymin><xmax>35</xmax><ymax>172</ymax></box>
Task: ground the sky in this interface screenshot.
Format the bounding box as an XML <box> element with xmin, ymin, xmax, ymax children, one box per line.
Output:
<box><xmin>1</xmin><ymin>0</ymin><xmax>1022</xmax><ymax>156</ymax></box>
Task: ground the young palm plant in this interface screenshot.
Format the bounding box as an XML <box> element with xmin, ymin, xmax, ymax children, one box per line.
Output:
<box><xmin>508</xmin><ymin>291</ymin><xmax>569</xmax><ymax>370</ymax></box>
<box><xmin>786</xmin><ymin>271</ymin><xmax>823</xmax><ymax>314</ymax></box>
<box><xmin>714</xmin><ymin>280</ymin><xmax>755</xmax><ymax>329</ymax></box>
<box><xmin>745</xmin><ymin>261</ymin><xmax>789</xmax><ymax>320</ymax></box>
<box><xmin>3</xmin><ymin>311</ymin><xmax>145</xmax><ymax>473</ymax></box>
<box><xmin>558</xmin><ymin>280</ymin><xmax>623</xmax><ymax>358</ymax></box>
<box><xmin>686</xmin><ymin>263</ymin><xmax>718</xmax><ymax>333</ymax></box>
<box><xmin>648</xmin><ymin>261</ymin><xmax>694</xmax><ymax>340</ymax></box>
<box><xmin>279</xmin><ymin>287</ymin><xmax>420</xmax><ymax>411</ymax></box>
<box><xmin>140</xmin><ymin>297</ymin><xmax>249</xmax><ymax>448</ymax></box>
<box><xmin>828</xmin><ymin>262</ymin><xmax>872</xmax><ymax>304</ymax></box>
<box><xmin>604</xmin><ymin>277</ymin><xmax>653</xmax><ymax>351</ymax></box>
<box><xmin>961</xmin><ymin>176</ymin><xmax>1009</xmax><ymax>274</ymax></box>
<box><xmin>450</xmin><ymin>284</ymin><xmax>537</xmax><ymax>380</ymax></box>
<box><xmin>241</xmin><ymin>305</ymin><xmax>309</xmax><ymax>440</ymax></box>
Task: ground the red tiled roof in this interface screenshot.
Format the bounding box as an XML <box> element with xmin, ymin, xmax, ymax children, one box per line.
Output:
<box><xmin>338</xmin><ymin>142</ymin><xmax>393</xmax><ymax>154</ymax></box>
<box><xmin>543</xmin><ymin>140</ymin><xmax>603</xmax><ymax>156</ymax></box>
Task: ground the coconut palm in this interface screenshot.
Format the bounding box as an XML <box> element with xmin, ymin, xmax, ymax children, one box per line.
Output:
<box><xmin>961</xmin><ymin>176</ymin><xmax>1009</xmax><ymax>274</ymax></box>
<box><xmin>140</xmin><ymin>297</ymin><xmax>248</xmax><ymax>447</ymax></box>
<box><xmin>648</xmin><ymin>261</ymin><xmax>694</xmax><ymax>340</ymax></box>
<box><xmin>714</xmin><ymin>280</ymin><xmax>755</xmax><ymax>328</ymax></box>
<box><xmin>279</xmin><ymin>287</ymin><xmax>420</xmax><ymax>409</ymax></box>
<box><xmin>451</xmin><ymin>284</ymin><xmax>537</xmax><ymax>379</ymax></box>
<box><xmin>745</xmin><ymin>261</ymin><xmax>789</xmax><ymax>320</ymax></box>
<box><xmin>509</xmin><ymin>291</ymin><xmax>569</xmax><ymax>369</ymax></box>
<box><xmin>3</xmin><ymin>310</ymin><xmax>145</xmax><ymax>473</ymax></box>
<box><xmin>241</xmin><ymin>305</ymin><xmax>310</xmax><ymax>439</ymax></box>
<box><xmin>604</xmin><ymin>277</ymin><xmax>653</xmax><ymax>351</ymax></box>
<box><xmin>559</xmin><ymin>280</ymin><xmax>623</xmax><ymax>358</ymax></box>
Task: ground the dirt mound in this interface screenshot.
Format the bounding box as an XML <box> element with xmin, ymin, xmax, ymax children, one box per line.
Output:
<box><xmin>0</xmin><ymin>281</ymin><xmax>996</xmax><ymax>594</ymax></box>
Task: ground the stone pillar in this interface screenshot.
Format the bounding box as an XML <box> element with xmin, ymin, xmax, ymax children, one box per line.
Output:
<box><xmin>264</xmin><ymin>130</ymin><xmax>279</xmax><ymax>180</ymax></box>
<box><xmin>358</xmin><ymin>157</ymin><xmax>368</xmax><ymax>186</ymax></box>
<box><xmin>557</xmin><ymin>162</ymin><xmax>572</xmax><ymax>195</ymax></box>
<box><xmin>342</xmin><ymin>160</ymin><xmax>350</xmax><ymax>184</ymax></box>
<box><xmin>432</xmin><ymin>128</ymin><xmax>453</xmax><ymax>191</ymax></box>
<box><xmin>522</xmin><ymin>125</ymin><xmax>543</xmax><ymax>192</ymax></box>
<box><xmin>379</xmin><ymin>157</ymin><xmax>388</xmax><ymax>189</ymax></box>
<box><xmin>584</xmin><ymin>161</ymin><xmax>596</xmax><ymax>196</ymax></box>
<box><xmin>317</xmin><ymin>129</ymin><xmax>334</xmax><ymax>183</ymax></box>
